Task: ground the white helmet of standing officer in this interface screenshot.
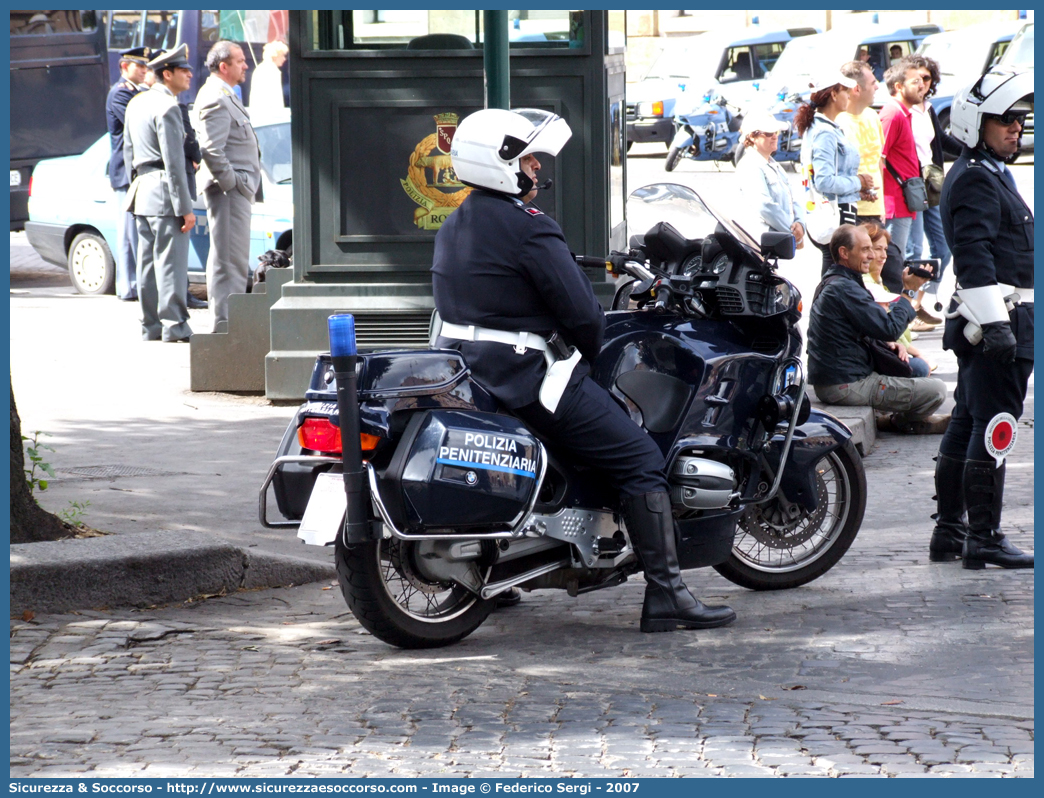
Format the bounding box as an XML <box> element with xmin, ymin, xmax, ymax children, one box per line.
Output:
<box><xmin>949</xmin><ymin>66</ymin><xmax>1033</xmax><ymax>163</ymax></box>
<box><xmin>451</xmin><ymin>108</ymin><xmax>572</xmax><ymax>198</ymax></box>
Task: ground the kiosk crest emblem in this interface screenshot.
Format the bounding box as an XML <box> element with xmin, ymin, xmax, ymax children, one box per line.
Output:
<box><xmin>401</xmin><ymin>112</ymin><xmax>471</xmax><ymax>230</ymax></box>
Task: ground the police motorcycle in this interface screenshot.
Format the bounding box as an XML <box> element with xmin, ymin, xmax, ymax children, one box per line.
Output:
<box><xmin>259</xmin><ymin>183</ymin><xmax>867</xmax><ymax>650</ymax></box>
<box><xmin>733</xmin><ymin>89</ymin><xmax>808</xmax><ymax>168</ymax></box>
<box><xmin>665</xmin><ymin>89</ymin><xmax>744</xmax><ymax>171</ymax></box>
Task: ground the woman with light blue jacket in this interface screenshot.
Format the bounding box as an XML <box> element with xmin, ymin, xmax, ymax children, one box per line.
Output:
<box><xmin>797</xmin><ymin>70</ymin><xmax>875</xmax><ymax>274</ymax></box>
<box><xmin>736</xmin><ymin>112</ymin><xmax>805</xmax><ymax>248</ymax></box>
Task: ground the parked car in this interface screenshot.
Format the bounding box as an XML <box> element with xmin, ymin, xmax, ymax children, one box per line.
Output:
<box><xmin>24</xmin><ymin>110</ymin><xmax>293</xmax><ymax>295</ymax></box>
<box><xmin>626</xmin><ymin>24</ymin><xmax>817</xmax><ymax>149</ymax></box>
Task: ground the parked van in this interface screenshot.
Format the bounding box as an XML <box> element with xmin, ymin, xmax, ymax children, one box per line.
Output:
<box><xmin>915</xmin><ymin>21</ymin><xmax>1023</xmax><ymax>133</ymax></box>
<box><xmin>104</xmin><ymin>10</ymin><xmax>289</xmax><ymax>105</ymax></box>
<box><xmin>998</xmin><ymin>22</ymin><xmax>1033</xmax><ymax>151</ymax></box>
<box><xmin>760</xmin><ymin>21</ymin><xmax>941</xmax><ymax>98</ymax></box>
<box><xmin>626</xmin><ymin>24</ymin><xmax>817</xmax><ymax>149</ymax></box>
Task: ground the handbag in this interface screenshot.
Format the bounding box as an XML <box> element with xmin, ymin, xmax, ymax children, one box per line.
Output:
<box><xmin>802</xmin><ymin>137</ymin><xmax>842</xmax><ymax>245</ymax></box>
<box><xmin>864</xmin><ymin>337</ymin><xmax>914</xmax><ymax>378</ymax></box>
<box><xmin>885</xmin><ymin>159</ymin><xmax>929</xmax><ymax>213</ymax></box>
<box><xmin>922</xmin><ymin>163</ymin><xmax>944</xmax><ymax>207</ymax></box>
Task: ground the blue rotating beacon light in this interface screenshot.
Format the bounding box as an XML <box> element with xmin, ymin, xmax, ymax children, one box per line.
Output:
<box><xmin>328</xmin><ymin>313</ymin><xmax>372</xmax><ymax>544</ymax></box>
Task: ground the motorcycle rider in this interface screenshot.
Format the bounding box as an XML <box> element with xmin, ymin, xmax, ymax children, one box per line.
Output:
<box><xmin>431</xmin><ymin>108</ymin><xmax>736</xmax><ymax>632</ymax></box>
<box><xmin>932</xmin><ymin>67</ymin><xmax>1033</xmax><ymax>569</ymax></box>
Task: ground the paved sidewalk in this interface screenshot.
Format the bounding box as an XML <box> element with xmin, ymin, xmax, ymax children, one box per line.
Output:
<box><xmin>9</xmin><ymin>233</ymin><xmax>1033</xmax><ymax>777</ymax></box>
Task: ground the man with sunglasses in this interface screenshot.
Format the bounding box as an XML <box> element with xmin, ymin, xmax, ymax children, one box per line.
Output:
<box><xmin>931</xmin><ymin>67</ymin><xmax>1034</xmax><ymax>570</ymax></box>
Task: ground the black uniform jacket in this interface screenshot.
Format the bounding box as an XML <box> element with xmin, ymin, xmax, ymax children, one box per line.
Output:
<box><xmin>432</xmin><ymin>189</ymin><xmax>606</xmax><ymax>409</ymax></box>
<box><xmin>105</xmin><ymin>79</ymin><xmax>144</xmax><ymax>190</ymax></box>
<box><xmin>807</xmin><ymin>265</ymin><xmax>916</xmax><ymax>386</ymax></box>
<box><xmin>940</xmin><ymin>146</ymin><xmax>1034</xmax><ymax>360</ymax></box>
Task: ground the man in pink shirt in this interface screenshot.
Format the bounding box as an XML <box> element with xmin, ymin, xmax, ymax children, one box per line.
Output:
<box><xmin>878</xmin><ymin>62</ymin><xmax>924</xmax><ymax>255</ymax></box>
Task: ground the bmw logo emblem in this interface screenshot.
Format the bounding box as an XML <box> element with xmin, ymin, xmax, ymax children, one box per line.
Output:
<box><xmin>465</xmin><ymin>471</ymin><xmax>478</xmax><ymax>485</ymax></box>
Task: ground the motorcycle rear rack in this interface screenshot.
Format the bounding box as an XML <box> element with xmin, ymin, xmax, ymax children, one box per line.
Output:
<box><xmin>258</xmin><ymin>455</ymin><xmax>342</xmax><ymax>529</ymax></box>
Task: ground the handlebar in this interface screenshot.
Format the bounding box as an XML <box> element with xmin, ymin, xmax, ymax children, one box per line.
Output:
<box><xmin>575</xmin><ymin>255</ymin><xmax>609</xmax><ymax>270</ymax></box>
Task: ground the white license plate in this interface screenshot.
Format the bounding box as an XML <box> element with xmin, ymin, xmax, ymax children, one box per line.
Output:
<box><xmin>297</xmin><ymin>471</ymin><xmax>347</xmax><ymax>546</ymax></box>
<box><xmin>10</xmin><ymin>170</ymin><xmax>22</xmax><ymax>187</ymax></box>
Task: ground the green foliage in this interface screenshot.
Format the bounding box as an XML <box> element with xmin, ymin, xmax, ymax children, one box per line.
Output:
<box><xmin>22</xmin><ymin>431</ymin><xmax>56</xmax><ymax>494</ymax></box>
<box><xmin>59</xmin><ymin>500</ymin><xmax>91</xmax><ymax>527</ymax></box>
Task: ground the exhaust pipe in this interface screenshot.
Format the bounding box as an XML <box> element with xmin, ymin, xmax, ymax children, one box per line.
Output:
<box><xmin>328</xmin><ymin>313</ymin><xmax>372</xmax><ymax>545</ymax></box>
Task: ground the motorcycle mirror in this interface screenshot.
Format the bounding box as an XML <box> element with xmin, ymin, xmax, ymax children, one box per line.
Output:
<box><xmin>760</xmin><ymin>231</ymin><xmax>796</xmax><ymax>261</ymax></box>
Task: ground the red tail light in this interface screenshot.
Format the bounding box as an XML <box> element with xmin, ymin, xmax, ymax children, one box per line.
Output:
<box><xmin>297</xmin><ymin>417</ymin><xmax>379</xmax><ymax>455</ymax></box>
<box><xmin>299</xmin><ymin>417</ymin><xmax>341</xmax><ymax>453</ymax></box>
<box><xmin>27</xmin><ymin>175</ymin><xmax>32</xmax><ymax>198</ymax></box>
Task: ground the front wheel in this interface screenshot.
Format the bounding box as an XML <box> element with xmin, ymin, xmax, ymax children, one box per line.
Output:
<box><xmin>714</xmin><ymin>444</ymin><xmax>866</xmax><ymax>590</ymax></box>
<box><xmin>335</xmin><ymin>535</ymin><xmax>495</xmax><ymax>649</ymax></box>
<box><xmin>665</xmin><ymin>145</ymin><xmax>683</xmax><ymax>172</ymax></box>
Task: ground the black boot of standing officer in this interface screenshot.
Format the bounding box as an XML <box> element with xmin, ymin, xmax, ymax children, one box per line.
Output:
<box><xmin>961</xmin><ymin>461</ymin><xmax>1033</xmax><ymax>570</ymax></box>
<box><xmin>929</xmin><ymin>453</ymin><xmax>967</xmax><ymax>561</ymax></box>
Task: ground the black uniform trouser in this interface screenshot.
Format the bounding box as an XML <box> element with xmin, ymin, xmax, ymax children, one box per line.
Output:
<box><xmin>939</xmin><ymin>350</ymin><xmax>1033</xmax><ymax>462</ymax></box>
<box><xmin>513</xmin><ymin>375</ymin><xmax>669</xmax><ymax>498</ymax></box>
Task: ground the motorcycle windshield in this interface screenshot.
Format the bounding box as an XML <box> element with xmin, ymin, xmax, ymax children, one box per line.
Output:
<box><xmin>627</xmin><ymin>183</ymin><xmax>762</xmax><ymax>259</ymax></box>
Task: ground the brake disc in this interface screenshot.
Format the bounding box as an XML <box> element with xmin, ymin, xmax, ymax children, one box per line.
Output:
<box><xmin>738</xmin><ymin>471</ymin><xmax>829</xmax><ymax>549</ymax></box>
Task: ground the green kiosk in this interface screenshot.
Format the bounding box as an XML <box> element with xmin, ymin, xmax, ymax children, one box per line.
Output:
<box><xmin>191</xmin><ymin>10</ymin><xmax>627</xmax><ymax>400</ymax></box>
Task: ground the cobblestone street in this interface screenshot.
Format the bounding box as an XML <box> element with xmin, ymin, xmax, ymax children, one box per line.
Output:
<box><xmin>11</xmin><ymin>428</ymin><xmax>1034</xmax><ymax>778</ymax></box>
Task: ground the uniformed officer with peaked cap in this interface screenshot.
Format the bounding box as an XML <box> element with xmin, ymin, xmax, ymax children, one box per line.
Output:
<box><xmin>431</xmin><ymin>108</ymin><xmax>736</xmax><ymax>632</ymax></box>
<box><xmin>106</xmin><ymin>46</ymin><xmax>151</xmax><ymax>300</ymax></box>
<box><xmin>931</xmin><ymin>66</ymin><xmax>1034</xmax><ymax>570</ymax></box>
<box><xmin>123</xmin><ymin>43</ymin><xmax>196</xmax><ymax>342</ymax></box>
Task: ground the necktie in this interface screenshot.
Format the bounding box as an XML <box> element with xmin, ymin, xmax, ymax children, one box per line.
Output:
<box><xmin>1000</xmin><ymin>168</ymin><xmax>1017</xmax><ymax>190</ymax></box>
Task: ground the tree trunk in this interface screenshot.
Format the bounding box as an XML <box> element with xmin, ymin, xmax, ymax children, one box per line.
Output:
<box><xmin>10</xmin><ymin>384</ymin><xmax>74</xmax><ymax>543</ymax></box>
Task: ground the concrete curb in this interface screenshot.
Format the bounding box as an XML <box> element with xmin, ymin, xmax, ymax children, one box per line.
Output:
<box><xmin>10</xmin><ymin>530</ymin><xmax>336</xmax><ymax>615</ymax></box>
<box><xmin>810</xmin><ymin>401</ymin><xmax>877</xmax><ymax>455</ymax></box>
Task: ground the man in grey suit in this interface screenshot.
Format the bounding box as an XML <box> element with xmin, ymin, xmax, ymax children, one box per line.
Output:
<box><xmin>193</xmin><ymin>40</ymin><xmax>262</xmax><ymax>333</ymax></box>
<box><xmin>123</xmin><ymin>45</ymin><xmax>196</xmax><ymax>343</ymax></box>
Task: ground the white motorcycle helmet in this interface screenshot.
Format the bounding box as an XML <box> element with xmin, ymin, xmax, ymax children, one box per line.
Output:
<box><xmin>949</xmin><ymin>66</ymin><xmax>1033</xmax><ymax>163</ymax></box>
<box><xmin>451</xmin><ymin>108</ymin><xmax>572</xmax><ymax>197</ymax></box>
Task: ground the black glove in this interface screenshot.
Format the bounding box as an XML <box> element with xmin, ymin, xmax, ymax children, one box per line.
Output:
<box><xmin>980</xmin><ymin>322</ymin><xmax>1017</xmax><ymax>365</ymax></box>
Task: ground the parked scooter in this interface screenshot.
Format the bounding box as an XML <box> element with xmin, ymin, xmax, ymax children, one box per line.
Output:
<box><xmin>734</xmin><ymin>89</ymin><xmax>808</xmax><ymax>169</ymax></box>
<box><xmin>259</xmin><ymin>183</ymin><xmax>868</xmax><ymax>650</ymax></box>
<box><xmin>665</xmin><ymin>90</ymin><xmax>745</xmax><ymax>171</ymax></box>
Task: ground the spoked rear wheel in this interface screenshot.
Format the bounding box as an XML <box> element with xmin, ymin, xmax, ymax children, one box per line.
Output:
<box><xmin>714</xmin><ymin>445</ymin><xmax>866</xmax><ymax>590</ymax></box>
<box><xmin>335</xmin><ymin>536</ymin><xmax>495</xmax><ymax>648</ymax></box>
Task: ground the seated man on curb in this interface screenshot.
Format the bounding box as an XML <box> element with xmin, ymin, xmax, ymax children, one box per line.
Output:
<box><xmin>808</xmin><ymin>224</ymin><xmax>950</xmax><ymax>434</ymax></box>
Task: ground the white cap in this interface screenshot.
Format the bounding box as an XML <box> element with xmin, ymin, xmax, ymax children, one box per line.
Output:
<box><xmin>741</xmin><ymin>112</ymin><xmax>789</xmax><ymax>136</ymax></box>
<box><xmin>809</xmin><ymin>70</ymin><xmax>858</xmax><ymax>94</ymax></box>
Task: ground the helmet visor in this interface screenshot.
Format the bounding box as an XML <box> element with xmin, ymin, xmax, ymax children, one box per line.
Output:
<box><xmin>511</xmin><ymin>108</ymin><xmax>573</xmax><ymax>159</ymax></box>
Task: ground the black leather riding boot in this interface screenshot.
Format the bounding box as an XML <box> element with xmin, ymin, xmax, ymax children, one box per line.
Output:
<box><xmin>620</xmin><ymin>491</ymin><xmax>737</xmax><ymax>632</ymax></box>
<box><xmin>962</xmin><ymin>460</ymin><xmax>1033</xmax><ymax>570</ymax></box>
<box><xmin>929</xmin><ymin>453</ymin><xmax>967</xmax><ymax>562</ymax></box>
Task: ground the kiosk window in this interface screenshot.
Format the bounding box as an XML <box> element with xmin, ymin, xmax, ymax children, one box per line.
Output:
<box><xmin>313</xmin><ymin>10</ymin><xmax>581</xmax><ymax>51</ymax></box>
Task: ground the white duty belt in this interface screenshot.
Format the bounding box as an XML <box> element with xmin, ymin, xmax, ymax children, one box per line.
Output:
<box><xmin>438</xmin><ymin>321</ymin><xmax>582</xmax><ymax>414</ymax></box>
<box><xmin>947</xmin><ymin>283</ymin><xmax>1033</xmax><ymax>345</ymax></box>
<box><xmin>438</xmin><ymin>322</ymin><xmax>549</xmax><ymax>355</ymax></box>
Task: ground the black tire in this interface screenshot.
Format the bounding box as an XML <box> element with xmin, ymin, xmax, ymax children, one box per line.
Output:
<box><xmin>665</xmin><ymin>145</ymin><xmax>683</xmax><ymax>173</ymax></box>
<box><xmin>67</xmin><ymin>231</ymin><xmax>116</xmax><ymax>295</ymax></box>
<box><xmin>335</xmin><ymin>536</ymin><xmax>495</xmax><ymax>649</ymax></box>
<box><xmin>713</xmin><ymin>443</ymin><xmax>867</xmax><ymax>590</ymax></box>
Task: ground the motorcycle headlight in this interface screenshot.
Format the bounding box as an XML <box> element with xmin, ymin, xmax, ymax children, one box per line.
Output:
<box><xmin>764</xmin><ymin>279</ymin><xmax>800</xmax><ymax>316</ymax></box>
